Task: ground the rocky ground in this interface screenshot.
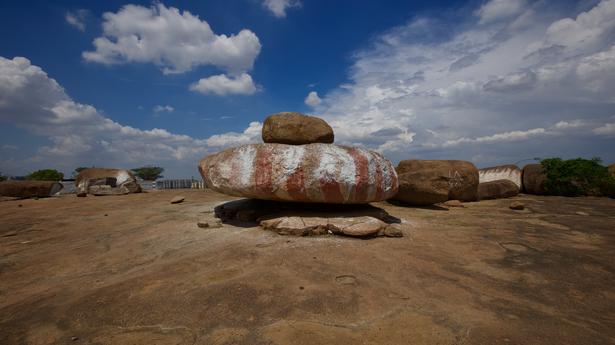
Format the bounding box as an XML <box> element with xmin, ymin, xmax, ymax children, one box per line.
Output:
<box><xmin>1</xmin><ymin>190</ymin><xmax>614</xmax><ymax>344</ymax></box>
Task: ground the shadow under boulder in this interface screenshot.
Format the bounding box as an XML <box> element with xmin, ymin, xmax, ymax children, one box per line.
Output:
<box><xmin>214</xmin><ymin>199</ymin><xmax>403</xmax><ymax>238</ymax></box>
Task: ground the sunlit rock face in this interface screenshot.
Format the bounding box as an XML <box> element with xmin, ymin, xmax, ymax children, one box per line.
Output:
<box><xmin>198</xmin><ymin>143</ymin><xmax>398</xmax><ymax>204</ymax></box>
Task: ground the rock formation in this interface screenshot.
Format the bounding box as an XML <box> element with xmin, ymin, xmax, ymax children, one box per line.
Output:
<box><xmin>394</xmin><ymin>160</ymin><xmax>479</xmax><ymax>204</ymax></box>
<box><xmin>262</xmin><ymin>112</ymin><xmax>334</xmax><ymax>145</ymax></box>
<box><xmin>478</xmin><ymin>180</ymin><xmax>519</xmax><ymax>200</ymax></box>
<box><xmin>522</xmin><ymin>164</ymin><xmax>547</xmax><ymax>195</ymax></box>
<box><xmin>0</xmin><ymin>181</ymin><xmax>62</xmax><ymax>198</ymax></box>
<box><xmin>479</xmin><ymin>165</ymin><xmax>522</xmax><ymax>189</ymax></box>
<box><xmin>199</xmin><ymin>143</ymin><xmax>398</xmax><ymax>204</ymax></box>
<box><xmin>75</xmin><ymin>168</ymin><xmax>141</xmax><ymax>196</ymax></box>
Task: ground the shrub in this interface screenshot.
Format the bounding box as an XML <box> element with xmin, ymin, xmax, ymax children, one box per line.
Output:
<box><xmin>540</xmin><ymin>157</ymin><xmax>615</xmax><ymax>197</ymax></box>
<box><xmin>132</xmin><ymin>166</ymin><xmax>164</xmax><ymax>181</ymax></box>
<box><xmin>0</xmin><ymin>173</ymin><xmax>6</xmax><ymax>182</ymax></box>
<box><xmin>26</xmin><ymin>169</ymin><xmax>64</xmax><ymax>181</ymax></box>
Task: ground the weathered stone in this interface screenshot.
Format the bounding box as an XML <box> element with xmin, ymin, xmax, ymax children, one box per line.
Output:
<box><xmin>442</xmin><ymin>200</ymin><xmax>464</xmax><ymax>208</ymax></box>
<box><xmin>76</xmin><ymin>168</ymin><xmax>141</xmax><ymax>196</ymax></box>
<box><xmin>260</xmin><ymin>215</ymin><xmax>389</xmax><ymax>237</ymax></box>
<box><xmin>197</xmin><ymin>219</ymin><xmax>223</xmax><ymax>228</ymax></box>
<box><xmin>170</xmin><ymin>196</ymin><xmax>185</xmax><ymax>204</ymax></box>
<box><xmin>382</xmin><ymin>223</ymin><xmax>404</xmax><ymax>237</ymax></box>
<box><xmin>478</xmin><ymin>180</ymin><xmax>519</xmax><ymax>200</ymax></box>
<box><xmin>199</xmin><ymin>144</ymin><xmax>398</xmax><ymax>204</ymax></box>
<box><xmin>479</xmin><ymin>165</ymin><xmax>522</xmax><ymax>189</ymax></box>
<box><xmin>395</xmin><ymin>160</ymin><xmax>479</xmax><ymax>202</ymax></box>
<box><xmin>509</xmin><ymin>201</ymin><xmax>525</xmax><ymax>210</ymax></box>
<box><xmin>0</xmin><ymin>181</ymin><xmax>63</xmax><ymax>198</ymax></box>
<box><xmin>262</xmin><ymin>112</ymin><xmax>334</xmax><ymax>145</ymax></box>
<box><xmin>522</xmin><ymin>164</ymin><xmax>547</xmax><ymax>195</ymax></box>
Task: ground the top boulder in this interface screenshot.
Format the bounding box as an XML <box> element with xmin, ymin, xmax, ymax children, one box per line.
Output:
<box><xmin>262</xmin><ymin>112</ymin><xmax>334</xmax><ymax>145</ymax></box>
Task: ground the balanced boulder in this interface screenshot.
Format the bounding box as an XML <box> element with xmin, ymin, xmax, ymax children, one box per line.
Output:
<box><xmin>479</xmin><ymin>165</ymin><xmax>522</xmax><ymax>189</ymax></box>
<box><xmin>75</xmin><ymin>168</ymin><xmax>141</xmax><ymax>196</ymax></box>
<box><xmin>262</xmin><ymin>112</ymin><xmax>334</xmax><ymax>145</ymax></box>
<box><xmin>395</xmin><ymin>160</ymin><xmax>479</xmax><ymax>203</ymax></box>
<box><xmin>199</xmin><ymin>143</ymin><xmax>398</xmax><ymax>204</ymax></box>
<box><xmin>478</xmin><ymin>179</ymin><xmax>519</xmax><ymax>200</ymax></box>
<box><xmin>0</xmin><ymin>180</ymin><xmax>62</xmax><ymax>198</ymax></box>
<box><xmin>522</xmin><ymin>164</ymin><xmax>547</xmax><ymax>195</ymax></box>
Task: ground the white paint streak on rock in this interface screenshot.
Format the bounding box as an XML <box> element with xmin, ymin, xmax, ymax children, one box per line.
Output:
<box><xmin>479</xmin><ymin>165</ymin><xmax>522</xmax><ymax>188</ymax></box>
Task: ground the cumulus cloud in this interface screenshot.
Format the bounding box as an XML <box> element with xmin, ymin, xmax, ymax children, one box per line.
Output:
<box><xmin>0</xmin><ymin>56</ymin><xmax>261</xmax><ymax>176</ymax></box>
<box><xmin>262</xmin><ymin>0</ymin><xmax>301</xmax><ymax>18</ymax></box>
<box><xmin>294</xmin><ymin>0</ymin><xmax>615</xmax><ymax>166</ymax></box>
<box><xmin>83</xmin><ymin>3</ymin><xmax>261</xmax><ymax>75</ymax></box>
<box><xmin>153</xmin><ymin>105</ymin><xmax>174</xmax><ymax>113</ymax></box>
<box><xmin>190</xmin><ymin>73</ymin><xmax>257</xmax><ymax>96</ymax></box>
<box><xmin>594</xmin><ymin>123</ymin><xmax>615</xmax><ymax>136</ymax></box>
<box><xmin>304</xmin><ymin>91</ymin><xmax>322</xmax><ymax>107</ymax></box>
<box><xmin>65</xmin><ymin>9</ymin><xmax>89</xmax><ymax>31</ymax></box>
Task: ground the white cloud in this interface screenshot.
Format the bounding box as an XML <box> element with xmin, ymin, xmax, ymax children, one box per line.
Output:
<box><xmin>262</xmin><ymin>0</ymin><xmax>301</xmax><ymax>18</ymax></box>
<box><xmin>594</xmin><ymin>123</ymin><xmax>615</xmax><ymax>136</ymax></box>
<box><xmin>0</xmin><ymin>56</ymin><xmax>261</xmax><ymax>176</ymax></box>
<box><xmin>83</xmin><ymin>3</ymin><xmax>261</xmax><ymax>75</ymax></box>
<box><xmin>2</xmin><ymin>145</ymin><xmax>17</xmax><ymax>150</ymax></box>
<box><xmin>205</xmin><ymin>122</ymin><xmax>262</xmax><ymax>147</ymax></box>
<box><xmin>190</xmin><ymin>73</ymin><xmax>257</xmax><ymax>96</ymax></box>
<box><xmin>475</xmin><ymin>0</ymin><xmax>526</xmax><ymax>24</ymax></box>
<box><xmin>65</xmin><ymin>9</ymin><xmax>89</xmax><ymax>31</ymax></box>
<box><xmin>153</xmin><ymin>105</ymin><xmax>174</xmax><ymax>113</ymax></box>
<box><xmin>304</xmin><ymin>91</ymin><xmax>322</xmax><ymax>107</ymax></box>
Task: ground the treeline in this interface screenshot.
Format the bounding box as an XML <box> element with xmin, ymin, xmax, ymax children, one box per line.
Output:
<box><xmin>1</xmin><ymin>166</ymin><xmax>165</xmax><ymax>181</ymax></box>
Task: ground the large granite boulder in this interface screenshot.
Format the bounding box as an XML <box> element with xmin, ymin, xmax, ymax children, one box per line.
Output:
<box><xmin>479</xmin><ymin>164</ymin><xmax>522</xmax><ymax>189</ymax></box>
<box><xmin>522</xmin><ymin>164</ymin><xmax>547</xmax><ymax>195</ymax></box>
<box><xmin>75</xmin><ymin>168</ymin><xmax>141</xmax><ymax>196</ymax></box>
<box><xmin>262</xmin><ymin>112</ymin><xmax>334</xmax><ymax>145</ymax></box>
<box><xmin>199</xmin><ymin>143</ymin><xmax>398</xmax><ymax>204</ymax></box>
<box><xmin>0</xmin><ymin>181</ymin><xmax>62</xmax><ymax>198</ymax></box>
<box><xmin>478</xmin><ymin>179</ymin><xmax>519</xmax><ymax>200</ymax></box>
<box><xmin>394</xmin><ymin>160</ymin><xmax>479</xmax><ymax>203</ymax></box>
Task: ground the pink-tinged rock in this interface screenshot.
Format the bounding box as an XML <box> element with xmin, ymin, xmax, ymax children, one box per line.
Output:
<box><xmin>198</xmin><ymin>143</ymin><xmax>398</xmax><ymax>204</ymax></box>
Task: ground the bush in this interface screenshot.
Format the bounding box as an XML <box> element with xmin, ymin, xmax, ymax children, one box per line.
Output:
<box><xmin>0</xmin><ymin>173</ymin><xmax>6</xmax><ymax>182</ymax></box>
<box><xmin>26</xmin><ymin>169</ymin><xmax>64</xmax><ymax>181</ymax></box>
<box><xmin>541</xmin><ymin>157</ymin><xmax>615</xmax><ymax>197</ymax></box>
<box><xmin>132</xmin><ymin>166</ymin><xmax>164</xmax><ymax>181</ymax></box>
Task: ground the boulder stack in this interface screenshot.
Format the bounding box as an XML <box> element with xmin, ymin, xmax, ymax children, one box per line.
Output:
<box><xmin>199</xmin><ymin>112</ymin><xmax>398</xmax><ymax>205</ymax></box>
<box><xmin>394</xmin><ymin>160</ymin><xmax>479</xmax><ymax>205</ymax></box>
<box><xmin>75</xmin><ymin>168</ymin><xmax>141</xmax><ymax>196</ymax></box>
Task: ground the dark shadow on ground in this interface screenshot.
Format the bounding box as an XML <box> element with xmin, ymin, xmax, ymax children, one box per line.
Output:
<box><xmin>214</xmin><ymin>198</ymin><xmax>401</xmax><ymax>228</ymax></box>
<box><xmin>386</xmin><ymin>199</ymin><xmax>449</xmax><ymax>211</ymax></box>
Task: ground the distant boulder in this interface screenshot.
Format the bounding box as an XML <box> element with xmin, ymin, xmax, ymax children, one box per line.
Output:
<box><xmin>262</xmin><ymin>112</ymin><xmax>334</xmax><ymax>145</ymax></box>
<box><xmin>394</xmin><ymin>160</ymin><xmax>479</xmax><ymax>204</ymax></box>
<box><xmin>75</xmin><ymin>168</ymin><xmax>141</xmax><ymax>196</ymax></box>
<box><xmin>0</xmin><ymin>180</ymin><xmax>62</xmax><ymax>198</ymax></box>
<box><xmin>479</xmin><ymin>165</ymin><xmax>522</xmax><ymax>190</ymax></box>
<box><xmin>522</xmin><ymin>164</ymin><xmax>547</xmax><ymax>195</ymax></box>
<box><xmin>478</xmin><ymin>179</ymin><xmax>519</xmax><ymax>200</ymax></box>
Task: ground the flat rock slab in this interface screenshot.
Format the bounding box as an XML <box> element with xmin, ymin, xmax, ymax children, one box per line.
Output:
<box><xmin>214</xmin><ymin>198</ymin><xmax>402</xmax><ymax>238</ymax></box>
<box><xmin>199</xmin><ymin>143</ymin><xmax>398</xmax><ymax>204</ymax></box>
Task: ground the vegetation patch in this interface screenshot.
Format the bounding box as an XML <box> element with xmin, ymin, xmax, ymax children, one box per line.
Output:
<box><xmin>541</xmin><ymin>158</ymin><xmax>615</xmax><ymax>197</ymax></box>
<box><xmin>26</xmin><ymin>169</ymin><xmax>64</xmax><ymax>181</ymax></box>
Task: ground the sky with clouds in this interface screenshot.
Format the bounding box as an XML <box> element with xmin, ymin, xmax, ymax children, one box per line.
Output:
<box><xmin>1</xmin><ymin>0</ymin><xmax>614</xmax><ymax>178</ymax></box>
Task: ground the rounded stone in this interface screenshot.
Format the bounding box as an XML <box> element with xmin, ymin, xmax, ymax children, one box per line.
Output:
<box><xmin>478</xmin><ymin>179</ymin><xmax>519</xmax><ymax>200</ymax></box>
<box><xmin>522</xmin><ymin>164</ymin><xmax>547</xmax><ymax>195</ymax></box>
<box><xmin>198</xmin><ymin>143</ymin><xmax>398</xmax><ymax>204</ymax></box>
<box><xmin>262</xmin><ymin>112</ymin><xmax>334</xmax><ymax>145</ymax></box>
<box><xmin>479</xmin><ymin>164</ymin><xmax>522</xmax><ymax>189</ymax></box>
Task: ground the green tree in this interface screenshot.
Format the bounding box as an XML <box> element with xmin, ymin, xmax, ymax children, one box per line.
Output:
<box><xmin>132</xmin><ymin>166</ymin><xmax>164</xmax><ymax>181</ymax></box>
<box><xmin>26</xmin><ymin>169</ymin><xmax>64</xmax><ymax>181</ymax></box>
<box><xmin>541</xmin><ymin>157</ymin><xmax>615</xmax><ymax>197</ymax></box>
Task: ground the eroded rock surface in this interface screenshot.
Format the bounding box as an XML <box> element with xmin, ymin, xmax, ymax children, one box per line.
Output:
<box><xmin>395</xmin><ymin>160</ymin><xmax>479</xmax><ymax>203</ymax></box>
<box><xmin>262</xmin><ymin>112</ymin><xmax>334</xmax><ymax>145</ymax></box>
<box><xmin>479</xmin><ymin>164</ymin><xmax>522</xmax><ymax>189</ymax></box>
<box><xmin>0</xmin><ymin>181</ymin><xmax>62</xmax><ymax>198</ymax></box>
<box><xmin>199</xmin><ymin>144</ymin><xmax>398</xmax><ymax>204</ymax></box>
<box><xmin>478</xmin><ymin>179</ymin><xmax>519</xmax><ymax>200</ymax></box>
<box><xmin>75</xmin><ymin>168</ymin><xmax>141</xmax><ymax>196</ymax></box>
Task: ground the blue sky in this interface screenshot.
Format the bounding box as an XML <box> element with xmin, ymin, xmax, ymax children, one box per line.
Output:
<box><xmin>1</xmin><ymin>0</ymin><xmax>614</xmax><ymax>178</ymax></box>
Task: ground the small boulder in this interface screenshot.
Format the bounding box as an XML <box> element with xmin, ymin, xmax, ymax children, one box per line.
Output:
<box><xmin>522</xmin><ymin>164</ymin><xmax>547</xmax><ymax>195</ymax></box>
<box><xmin>0</xmin><ymin>181</ymin><xmax>63</xmax><ymax>198</ymax></box>
<box><xmin>442</xmin><ymin>200</ymin><xmax>464</xmax><ymax>208</ymax></box>
<box><xmin>509</xmin><ymin>201</ymin><xmax>525</xmax><ymax>210</ymax></box>
<box><xmin>479</xmin><ymin>165</ymin><xmax>522</xmax><ymax>189</ymax></box>
<box><xmin>394</xmin><ymin>160</ymin><xmax>479</xmax><ymax>203</ymax></box>
<box><xmin>260</xmin><ymin>215</ymin><xmax>390</xmax><ymax>237</ymax></box>
<box><xmin>382</xmin><ymin>223</ymin><xmax>404</xmax><ymax>237</ymax></box>
<box><xmin>170</xmin><ymin>196</ymin><xmax>185</xmax><ymax>204</ymax></box>
<box><xmin>478</xmin><ymin>179</ymin><xmax>519</xmax><ymax>200</ymax></box>
<box><xmin>197</xmin><ymin>219</ymin><xmax>223</xmax><ymax>228</ymax></box>
<box><xmin>262</xmin><ymin>112</ymin><xmax>334</xmax><ymax>145</ymax></box>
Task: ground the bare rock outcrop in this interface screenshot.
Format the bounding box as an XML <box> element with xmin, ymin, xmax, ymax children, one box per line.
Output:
<box><xmin>75</xmin><ymin>168</ymin><xmax>141</xmax><ymax>196</ymax></box>
<box><xmin>0</xmin><ymin>181</ymin><xmax>62</xmax><ymax>198</ymax></box>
